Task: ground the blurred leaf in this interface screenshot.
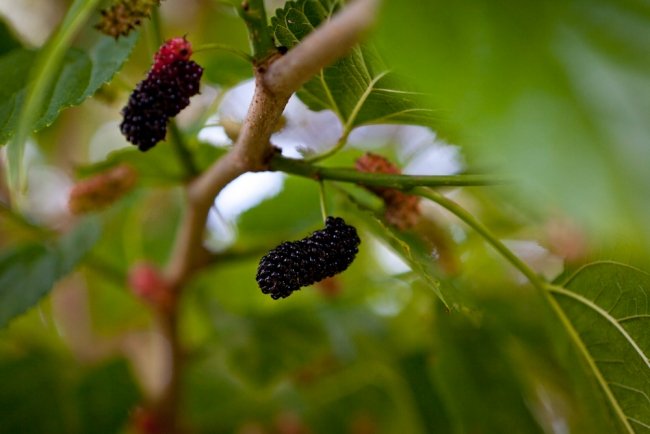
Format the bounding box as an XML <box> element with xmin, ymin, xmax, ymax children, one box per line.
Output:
<box><xmin>203</xmin><ymin>52</ymin><xmax>252</xmax><ymax>87</ymax></box>
<box><xmin>0</xmin><ymin>354</ymin><xmax>138</xmax><ymax>434</ymax></box>
<box><xmin>433</xmin><ymin>308</ymin><xmax>547</xmax><ymax>434</ymax></box>
<box><xmin>76</xmin><ymin>142</ymin><xmax>225</xmax><ymax>186</ymax></box>
<box><xmin>0</xmin><ymin>33</ymin><xmax>139</xmax><ymax>145</ymax></box>
<box><xmin>75</xmin><ymin>359</ymin><xmax>140</xmax><ymax>434</ymax></box>
<box><xmin>350</xmin><ymin>204</ymin><xmax>457</xmax><ymax>309</ymax></box>
<box><xmin>224</xmin><ymin>308</ymin><xmax>328</xmax><ymax>386</ymax></box>
<box><xmin>553</xmin><ymin>261</ymin><xmax>650</xmax><ymax>433</ymax></box>
<box><xmin>304</xmin><ymin>377</ymin><xmax>399</xmax><ymax>433</ymax></box>
<box><xmin>185</xmin><ymin>356</ymin><xmax>264</xmax><ymax>432</ymax></box>
<box><xmin>485</xmin><ymin>294</ymin><xmax>628</xmax><ymax>434</ymax></box>
<box><xmin>377</xmin><ymin>0</ymin><xmax>650</xmax><ymax>243</ymax></box>
<box><xmin>398</xmin><ymin>352</ymin><xmax>452</xmax><ymax>433</ymax></box>
<box><xmin>0</xmin><ymin>20</ymin><xmax>21</xmax><ymax>56</ymax></box>
<box><xmin>0</xmin><ymin>49</ymin><xmax>35</xmax><ymax>143</ymax></box>
<box><xmin>0</xmin><ymin>353</ymin><xmax>71</xmax><ymax>434</ymax></box>
<box><xmin>36</xmin><ymin>33</ymin><xmax>140</xmax><ymax>131</ymax></box>
<box><xmin>6</xmin><ymin>0</ymin><xmax>136</xmax><ymax>192</ymax></box>
<box><xmin>4</xmin><ymin>0</ymin><xmax>100</xmax><ymax>187</ymax></box>
<box><xmin>271</xmin><ymin>0</ymin><xmax>433</xmax><ymax>130</ymax></box>
<box><xmin>0</xmin><ymin>217</ymin><xmax>102</xmax><ymax>327</ymax></box>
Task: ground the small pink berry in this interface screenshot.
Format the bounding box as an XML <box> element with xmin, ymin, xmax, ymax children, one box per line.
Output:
<box><xmin>128</xmin><ymin>263</ymin><xmax>173</xmax><ymax>310</ymax></box>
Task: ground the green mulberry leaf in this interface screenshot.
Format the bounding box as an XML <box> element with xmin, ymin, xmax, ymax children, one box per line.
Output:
<box><xmin>270</xmin><ymin>0</ymin><xmax>433</xmax><ymax>131</ymax></box>
<box><xmin>552</xmin><ymin>262</ymin><xmax>650</xmax><ymax>433</ymax></box>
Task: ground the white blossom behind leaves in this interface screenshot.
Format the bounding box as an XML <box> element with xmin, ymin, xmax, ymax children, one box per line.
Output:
<box><xmin>348</xmin><ymin>124</ymin><xmax>463</xmax><ymax>175</ymax></box>
<box><xmin>201</xmin><ymin>79</ymin><xmax>463</xmax><ymax>174</ymax></box>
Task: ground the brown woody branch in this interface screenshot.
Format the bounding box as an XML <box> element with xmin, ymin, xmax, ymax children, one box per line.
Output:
<box><xmin>165</xmin><ymin>0</ymin><xmax>380</xmax><ymax>290</ymax></box>
<box><xmin>155</xmin><ymin>3</ymin><xmax>380</xmax><ymax>430</ymax></box>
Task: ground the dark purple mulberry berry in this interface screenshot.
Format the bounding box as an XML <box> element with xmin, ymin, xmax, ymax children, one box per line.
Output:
<box><xmin>120</xmin><ymin>38</ymin><xmax>203</xmax><ymax>151</ymax></box>
<box><xmin>256</xmin><ymin>217</ymin><xmax>361</xmax><ymax>299</ymax></box>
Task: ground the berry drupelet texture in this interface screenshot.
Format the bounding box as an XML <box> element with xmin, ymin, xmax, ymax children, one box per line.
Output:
<box><xmin>120</xmin><ymin>37</ymin><xmax>203</xmax><ymax>151</ymax></box>
<box><xmin>152</xmin><ymin>37</ymin><xmax>192</xmax><ymax>72</ymax></box>
<box><xmin>256</xmin><ymin>217</ymin><xmax>361</xmax><ymax>299</ymax></box>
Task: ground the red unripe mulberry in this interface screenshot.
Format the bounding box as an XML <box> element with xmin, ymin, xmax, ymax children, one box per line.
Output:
<box><xmin>128</xmin><ymin>263</ymin><xmax>173</xmax><ymax>310</ymax></box>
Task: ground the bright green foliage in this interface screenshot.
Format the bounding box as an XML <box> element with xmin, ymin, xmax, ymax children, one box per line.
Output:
<box><xmin>0</xmin><ymin>217</ymin><xmax>101</xmax><ymax>327</ymax></box>
<box><xmin>271</xmin><ymin>0</ymin><xmax>434</xmax><ymax>130</ymax></box>
<box><xmin>0</xmin><ymin>33</ymin><xmax>138</xmax><ymax>144</ymax></box>
<box><xmin>554</xmin><ymin>262</ymin><xmax>650</xmax><ymax>433</ymax></box>
<box><xmin>0</xmin><ymin>49</ymin><xmax>36</xmax><ymax>143</ymax></box>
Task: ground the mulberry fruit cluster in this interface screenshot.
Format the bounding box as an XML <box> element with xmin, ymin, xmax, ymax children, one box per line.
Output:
<box><xmin>355</xmin><ymin>152</ymin><xmax>421</xmax><ymax>230</ymax></box>
<box><xmin>96</xmin><ymin>0</ymin><xmax>162</xmax><ymax>39</ymax></box>
<box><xmin>120</xmin><ymin>37</ymin><xmax>203</xmax><ymax>151</ymax></box>
<box><xmin>256</xmin><ymin>217</ymin><xmax>361</xmax><ymax>299</ymax></box>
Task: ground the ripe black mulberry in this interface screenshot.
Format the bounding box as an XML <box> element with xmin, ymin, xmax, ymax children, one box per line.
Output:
<box><xmin>120</xmin><ymin>37</ymin><xmax>203</xmax><ymax>151</ymax></box>
<box><xmin>256</xmin><ymin>217</ymin><xmax>361</xmax><ymax>299</ymax></box>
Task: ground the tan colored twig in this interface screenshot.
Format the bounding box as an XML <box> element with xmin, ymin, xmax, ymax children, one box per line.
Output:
<box><xmin>154</xmin><ymin>2</ymin><xmax>380</xmax><ymax>431</ymax></box>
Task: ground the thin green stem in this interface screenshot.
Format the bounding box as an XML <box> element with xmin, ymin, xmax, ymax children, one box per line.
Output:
<box><xmin>186</xmin><ymin>87</ymin><xmax>227</xmax><ymax>137</ymax></box>
<box><xmin>237</xmin><ymin>0</ymin><xmax>276</xmax><ymax>62</ymax></box>
<box><xmin>414</xmin><ymin>188</ymin><xmax>542</xmax><ymax>286</ymax></box>
<box><xmin>169</xmin><ymin>122</ymin><xmax>199</xmax><ymax>178</ymax></box>
<box><xmin>270</xmin><ymin>155</ymin><xmax>507</xmax><ymax>188</ymax></box>
<box><xmin>149</xmin><ymin>6</ymin><xmax>164</xmax><ymax>49</ymax></box>
<box><xmin>308</xmin><ymin>72</ymin><xmax>393</xmax><ymax>163</ymax></box>
<box><xmin>307</xmin><ymin>132</ymin><xmax>350</xmax><ymax>163</ymax></box>
<box><xmin>194</xmin><ymin>43</ymin><xmax>254</xmax><ymax>62</ymax></box>
<box><xmin>543</xmin><ymin>284</ymin><xmax>636</xmax><ymax>432</ymax></box>
<box><xmin>319</xmin><ymin>181</ymin><xmax>328</xmax><ymax>222</ymax></box>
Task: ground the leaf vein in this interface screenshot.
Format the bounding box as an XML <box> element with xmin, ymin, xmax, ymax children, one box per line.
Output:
<box><xmin>550</xmin><ymin>286</ymin><xmax>650</xmax><ymax>370</ymax></box>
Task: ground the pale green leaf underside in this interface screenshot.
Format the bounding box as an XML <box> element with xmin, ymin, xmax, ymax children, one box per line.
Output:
<box><xmin>553</xmin><ymin>262</ymin><xmax>650</xmax><ymax>433</ymax></box>
<box><xmin>371</xmin><ymin>215</ymin><xmax>448</xmax><ymax>304</ymax></box>
<box><xmin>0</xmin><ymin>32</ymin><xmax>138</xmax><ymax>145</ymax></box>
<box><xmin>0</xmin><ymin>217</ymin><xmax>101</xmax><ymax>328</ymax></box>
<box><xmin>270</xmin><ymin>0</ymin><xmax>433</xmax><ymax>129</ymax></box>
